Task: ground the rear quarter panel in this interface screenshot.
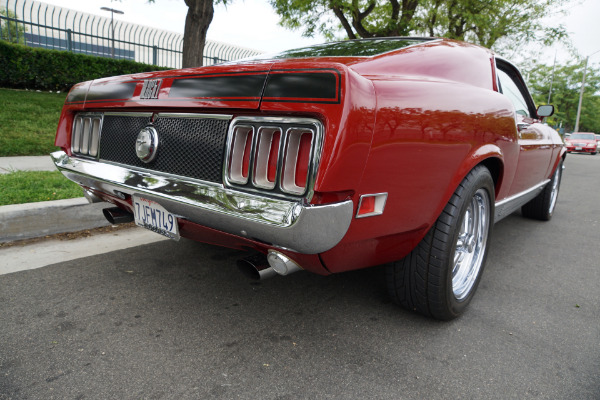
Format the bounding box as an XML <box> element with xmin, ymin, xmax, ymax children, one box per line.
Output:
<box><xmin>321</xmin><ymin>77</ymin><xmax>519</xmax><ymax>273</ymax></box>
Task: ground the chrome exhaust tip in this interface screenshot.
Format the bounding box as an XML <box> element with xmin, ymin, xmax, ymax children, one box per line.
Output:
<box><xmin>238</xmin><ymin>251</ymin><xmax>303</xmax><ymax>280</ymax></box>
<box><xmin>102</xmin><ymin>207</ymin><xmax>134</xmax><ymax>225</ymax></box>
<box><xmin>237</xmin><ymin>253</ymin><xmax>278</xmax><ymax>280</ymax></box>
<box><xmin>267</xmin><ymin>250</ymin><xmax>303</xmax><ymax>276</ymax></box>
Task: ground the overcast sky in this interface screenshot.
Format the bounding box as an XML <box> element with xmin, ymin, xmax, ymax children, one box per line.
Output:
<box><xmin>34</xmin><ymin>0</ymin><xmax>600</xmax><ymax>65</ymax></box>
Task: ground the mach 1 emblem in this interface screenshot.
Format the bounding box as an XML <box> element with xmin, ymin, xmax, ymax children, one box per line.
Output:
<box><xmin>140</xmin><ymin>79</ymin><xmax>162</xmax><ymax>99</ymax></box>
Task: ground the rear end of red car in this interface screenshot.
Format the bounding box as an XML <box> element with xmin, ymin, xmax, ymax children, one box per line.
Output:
<box><xmin>52</xmin><ymin>59</ymin><xmax>377</xmax><ymax>275</ymax></box>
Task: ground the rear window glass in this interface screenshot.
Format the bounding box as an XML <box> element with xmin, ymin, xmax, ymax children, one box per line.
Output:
<box><xmin>251</xmin><ymin>38</ymin><xmax>434</xmax><ymax>60</ymax></box>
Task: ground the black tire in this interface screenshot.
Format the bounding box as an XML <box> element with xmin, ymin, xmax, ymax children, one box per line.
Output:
<box><xmin>386</xmin><ymin>166</ymin><xmax>495</xmax><ymax>320</ymax></box>
<box><xmin>592</xmin><ymin>152</ymin><xmax>597</xmax><ymax>155</ymax></box>
<box><xmin>521</xmin><ymin>159</ymin><xmax>563</xmax><ymax>221</ymax></box>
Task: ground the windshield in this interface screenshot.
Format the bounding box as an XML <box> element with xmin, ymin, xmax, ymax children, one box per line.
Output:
<box><xmin>569</xmin><ymin>133</ymin><xmax>596</xmax><ymax>140</ymax></box>
<box><xmin>248</xmin><ymin>38</ymin><xmax>434</xmax><ymax>60</ymax></box>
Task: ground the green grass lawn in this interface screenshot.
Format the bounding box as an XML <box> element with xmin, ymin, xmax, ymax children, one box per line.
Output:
<box><xmin>0</xmin><ymin>88</ymin><xmax>66</xmax><ymax>156</ymax></box>
<box><xmin>0</xmin><ymin>170</ymin><xmax>83</xmax><ymax>206</ymax></box>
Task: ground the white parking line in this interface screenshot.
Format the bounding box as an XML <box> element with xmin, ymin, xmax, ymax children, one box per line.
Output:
<box><xmin>0</xmin><ymin>228</ymin><xmax>168</xmax><ymax>275</ymax></box>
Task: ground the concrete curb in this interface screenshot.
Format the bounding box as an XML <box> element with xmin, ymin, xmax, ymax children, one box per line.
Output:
<box><xmin>0</xmin><ymin>198</ymin><xmax>110</xmax><ymax>243</ymax></box>
<box><xmin>0</xmin><ymin>156</ymin><xmax>56</xmax><ymax>174</ymax></box>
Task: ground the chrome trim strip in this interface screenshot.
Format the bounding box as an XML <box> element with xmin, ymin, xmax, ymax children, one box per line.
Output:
<box><xmin>494</xmin><ymin>180</ymin><xmax>550</xmax><ymax>222</ymax></box>
<box><xmin>52</xmin><ymin>151</ymin><xmax>352</xmax><ymax>254</ymax></box>
<box><xmin>99</xmin><ymin>159</ymin><xmax>225</xmax><ymax>189</ymax></box>
<box><xmin>104</xmin><ymin>112</ymin><xmax>153</xmax><ymax>117</ymax></box>
<box><xmin>156</xmin><ymin>113</ymin><xmax>233</xmax><ymax>120</ymax></box>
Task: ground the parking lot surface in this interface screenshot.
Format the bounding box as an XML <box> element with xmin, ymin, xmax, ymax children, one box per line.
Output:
<box><xmin>1</xmin><ymin>154</ymin><xmax>599</xmax><ymax>399</ymax></box>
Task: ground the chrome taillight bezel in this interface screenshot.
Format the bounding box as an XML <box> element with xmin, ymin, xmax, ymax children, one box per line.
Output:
<box><xmin>253</xmin><ymin>126</ymin><xmax>283</xmax><ymax>190</ymax></box>
<box><xmin>71</xmin><ymin>113</ymin><xmax>103</xmax><ymax>159</ymax></box>
<box><xmin>228</xmin><ymin>125</ymin><xmax>255</xmax><ymax>185</ymax></box>
<box><xmin>280</xmin><ymin>127</ymin><xmax>315</xmax><ymax>196</ymax></box>
<box><xmin>224</xmin><ymin>116</ymin><xmax>323</xmax><ymax>201</ymax></box>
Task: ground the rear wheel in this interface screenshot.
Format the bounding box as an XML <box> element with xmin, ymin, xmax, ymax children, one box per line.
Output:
<box><xmin>521</xmin><ymin>159</ymin><xmax>563</xmax><ymax>221</ymax></box>
<box><xmin>386</xmin><ymin>166</ymin><xmax>494</xmax><ymax>320</ymax></box>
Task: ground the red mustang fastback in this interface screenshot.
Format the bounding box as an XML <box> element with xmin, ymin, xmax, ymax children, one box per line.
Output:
<box><xmin>52</xmin><ymin>38</ymin><xmax>565</xmax><ymax>320</ymax></box>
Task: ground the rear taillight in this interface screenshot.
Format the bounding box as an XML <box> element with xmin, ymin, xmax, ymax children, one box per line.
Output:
<box><xmin>225</xmin><ymin>117</ymin><xmax>322</xmax><ymax>199</ymax></box>
<box><xmin>253</xmin><ymin>127</ymin><xmax>282</xmax><ymax>189</ymax></box>
<box><xmin>228</xmin><ymin>126</ymin><xmax>254</xmax><ymax>184</ymax></box>
<box><xmin>281</xmin><ymin>128</ymin><xmax>313</xmax><ymax>195</ymax></box>
<box><xmin>71</xmin><ymin>114</ymin><xmax>102</xmax><ymax>158</ymax></box>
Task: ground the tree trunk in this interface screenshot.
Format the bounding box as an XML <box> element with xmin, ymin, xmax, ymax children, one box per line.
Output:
<box><xmin>182</xmin><ymin>0</ymin><xmax>214</xmax><ymax>68</ymax></box>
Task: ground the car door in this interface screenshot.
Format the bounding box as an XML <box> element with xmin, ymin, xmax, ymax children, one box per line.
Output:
<box><xmin>496</xmin><ymin>59</ymin><xmax>555</xmax><ymax>195</ymax></box>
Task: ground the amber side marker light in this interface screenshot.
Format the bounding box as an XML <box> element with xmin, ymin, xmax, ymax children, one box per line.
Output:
<box><xmin>356</xmin><ymin>193</ymin><xmax>388</xmax><ymax>218</ymax></box>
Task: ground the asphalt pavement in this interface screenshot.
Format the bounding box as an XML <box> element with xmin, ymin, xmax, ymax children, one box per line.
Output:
<box><xmin>0</xmin><ymin>154</ymin><xmax>599</xmax><ymax>399</ymax></box>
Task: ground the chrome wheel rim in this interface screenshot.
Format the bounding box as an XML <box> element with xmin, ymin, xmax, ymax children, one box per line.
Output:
<box><xmin>452</xmin><ymin>188</ymin><xmax>490</xmax><ymax>301</ymax></box>
<box><xmin>548</xmin><ymin>165</ymin><xmax>561</xmax><ymax>214</ymax></box>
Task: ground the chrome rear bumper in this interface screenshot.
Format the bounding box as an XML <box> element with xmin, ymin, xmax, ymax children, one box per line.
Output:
<box><xmin>51</xmin><ymin>151</ymin><xmax>352</xmax><ymax>254</ymax></box>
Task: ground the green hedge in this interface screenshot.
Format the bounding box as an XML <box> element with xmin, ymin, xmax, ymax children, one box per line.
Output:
<box><xmin>0</xmin><ymin>40</ymin><xmax>170</xmax><ymax>92</ymax></box>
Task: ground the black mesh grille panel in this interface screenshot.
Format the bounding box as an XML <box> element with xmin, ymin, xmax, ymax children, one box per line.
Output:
<box><xmin>99</xmin><ymin>114</ymin><xmax>229</xmax><ymax>183</ymax></box>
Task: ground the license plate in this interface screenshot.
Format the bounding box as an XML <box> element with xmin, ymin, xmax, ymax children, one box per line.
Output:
<box><xmin>133</xmin><ymin>195</ymin><xmax>180</xmax><ymax>240</ymax></box>
<box><xmin>575</xmin><ymin>147</ymin><xmax>582</xmax><ymax>151</ymax></box>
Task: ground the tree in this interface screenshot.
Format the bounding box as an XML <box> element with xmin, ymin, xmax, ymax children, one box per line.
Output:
<box><xmin>148</xmin><ymin>0</ymin><xmax>228</xmax><ymax>68</ymax></box>
<box><xmin>414</xmin><ymin>0</ymin><xmax>569</xmax><ymax>51</ymax></box>
<box><xmin>0</xmin><ymin>8</ymin><xmax>27</xmax><ymax>44</ymax></box>
<box><xmin>269</xmin><ymin>0</ymin><xmax>569</xmax><ymax>53</ymax></box>
<box><xmin>182</xmin><ymin>0</ymin><xmax>224</xmax><ymax>68</ymax></box>
<box><xmin>269</xmin><ymin>0</ymin><xmax>420</xmax><ymax>40</ymax></box>
<box><xmin>525</xmin><ymin>60</ymin><xmax>600</xmax><ymax>133</ymax></box>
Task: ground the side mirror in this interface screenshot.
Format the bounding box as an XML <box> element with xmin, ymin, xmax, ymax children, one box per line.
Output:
<box><xmin>537</xmin><ymin>105</ymin><xmax>555</xmax><ymax>118</ymax></box>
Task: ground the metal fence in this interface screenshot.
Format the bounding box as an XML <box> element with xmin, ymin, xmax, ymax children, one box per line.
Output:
<box><xmin>0</xmin><ymin>0</ymin><xmax>262</xmax><ymax>68</ymax></box>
